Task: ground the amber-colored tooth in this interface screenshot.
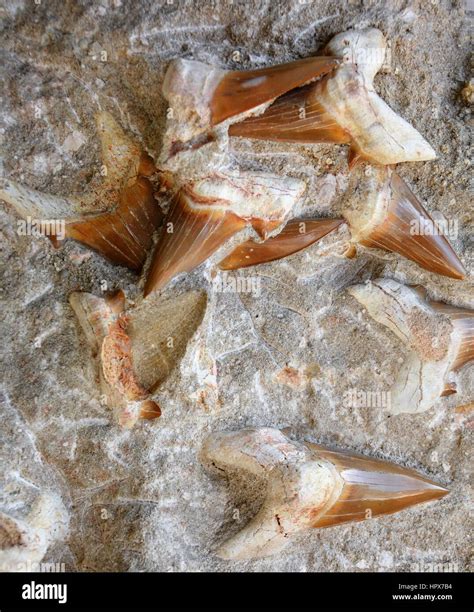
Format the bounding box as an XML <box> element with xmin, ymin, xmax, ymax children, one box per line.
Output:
<box><xmin>347</xmin><ymin>169</ymin><xmax>466</xmax><ymax>280</ymax></box>
<box><xmin>309</xmin><ymin>445</ymin><xmax>448</xmax><ymax>528</ymax></box>
<box><xmin>230</xmin><ymin>28</ymin><xmax>436</xmax><ymax>166</ymax></box>
<box><xmin>144</xmin><ymin>189</ymin><xmax>247</xmax><ymax>295</ymax></box>
<box><xmin>66</xmin><ymin>173</ymin><xmax>163</xmax><ymax>270</ymax></box>
<box><xmin>0</xmin><ymin>112</ymin><xmax>163</xmax><ymax>271</ymax></box>
<box><xmin>202</xmin><ymin>428</ymin><xmax>448</xmax><ymax>559</ymax></box>
<box><xmin>144</xmin><ymin>171</ymin><xmax>306</xmax><ymax>296</ymax></box>
<box><xmin>219</xmin><ymin>218</ymin><xmax>343</xmax><ymax>270</ymax></box>
<box><xmin>210</xmin><ymin>57</ymin><xmax>339</xmax><ymax>126</ymax></box>
<box><xmin>229</xmin><ymin>83</ymin><xmax>351</xmax><ymax>144</ymax></box>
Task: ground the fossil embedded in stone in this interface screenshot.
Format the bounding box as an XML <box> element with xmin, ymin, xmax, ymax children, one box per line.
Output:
<box><xmin>230</xmin><ymin>28</ymin><xmax>436</xmax><ymax>166</ymax></box>
<box><xmin>201</xmin><ymin>427</ymin><xmax>448</xmax><ymax>559</ymax></box>
<box><xmin>0</xmin><ymin>112</ymin><xmax>163</xmax><ymax>270</ymax></box>
<box><xmin>161</xmin><ymin>56</ymin><xmax>338</xmax><ymax>147</ymax></box>
<box><xmin>144</xmin><ymin>171</ymin><xmax>306</xmax><ymax>296</ymax></box>
<box><xmin>343</xmin><ymin>166</ymin><xmax>465</xmax><ymax>279</ymax></box>
<box><xmin>349</xmin><ymin>279</ymin><xmax>474</xmax><ymax>414</ymax></box>
<box><xmin>218</xmin><ymin>217</ymin><xmax>344</xmax><ymax>270</ymax></box>
<box><xmin>70</xmin><ymin>289</ymin><xmax>207</xmax><ymax>427</ymax></box>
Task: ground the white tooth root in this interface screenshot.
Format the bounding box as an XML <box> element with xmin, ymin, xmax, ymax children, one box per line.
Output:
<box><xmin>348</xmin><ymin>279</ymin><xmax>474</xmax><ymax>414</ymax></box>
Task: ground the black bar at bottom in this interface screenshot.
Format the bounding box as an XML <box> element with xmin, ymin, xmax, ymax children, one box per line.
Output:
<box><xmin>0</xmin><ymin>571</ymin><xmax>471</xmax><ymax>610</ymax></box>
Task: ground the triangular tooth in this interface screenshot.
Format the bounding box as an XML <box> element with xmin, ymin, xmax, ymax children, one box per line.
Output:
<box><xmin>66</xmin><ymin>175</ymin><xmax>163</xmax><ymax>270</ymax></box>
<box><xmin>218</xmin><ymin>218</ymin><xmax>343</xmax><ymax>270</ymax></box>
<box><xmin>229</xmin><ymin>83</ymin><xmax>352</xmax><ymax>143</ymax></box>
<box><xmin>144</xmin><ymin>189</ymin><xmax>247</xmax><ymax>296</ymax></box>
<box><xmin>144</xmin><ymin>172</ymin><xmax>306</xmax><ymax>296</ymax></box>
<box><xmin>70</xmin><ymin>290</ymin><xmax>207</xmax><ymax>427</ymax></box>
<box><xmin>211</xmin><ymin>56</ymin><xmax>339</xmax><ymax>126</ymax></box>
<box><xmin>440</xmin><ymin>382</ymin><xmax>457</xmax><ymax>397</ymax></box>
<box><xmin>345</xmin><ymin>168</ymin><xmax>465</xmax><ymax>280</ymax></box>
<box><xmin>202</xmin><ymin>428</ymin><xmax>448</xmax><ymax>559</ymax></box>
<box><xmin>309</xmin><ymin>445</ymin><xmax>448</xmax><ymax>527</ymax></box>
<box><xmin>139</xmin><ymin>400</ymin><xmax>162</xmax><ymax>420</ymax></box>
<box><xmin>1</xmin><ymin>113</ymin><xmax>162</xmax><ymax>271</ymax></box>
<box><xmin>231</xmin><ymin>28</ymin><xmax>436</xmax><ymax>165</ymax></box>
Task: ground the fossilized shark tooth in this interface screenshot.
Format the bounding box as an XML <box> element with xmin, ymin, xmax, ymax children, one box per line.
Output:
<box><xmin>201</xmin><ymin>428</ymin><xmax>448</xmax><ymax>559</ymax></box>
<box><xmin>161</xmin><ymin>56</ymin><xmax>338</xmax><ymax>149</ymax></box>
<box><xmin>0</xmin><ymin>112</ymin><xmax>163</xmax><ymax>270</ymax></box>
<box><xmin>349</xmin><ymin>279</ymin><xmax>474</xmax><ymax>414</ymax></box>
<box><xmin>343</xmin><ymin>166</ymin><xmax>465</xmax><ymax>279</ymax></box>
<box><xmin>144</xmin><ymin>171</ymin><xmax>306</xmax><ymax>296</ymax></box>
<box><xmin>230</xmin><ymin>28</ymin><xmax>436</xmax><ymax>166</ymax></box>
<box><xmin>70</xmin><ymin>289</ymin><xmax>207</xmax><ymax>427</ymax></box>
<box><xmin>218</xmin><ymin>217</ymin><xmax>344</xmax><ymax>270</ymax></box>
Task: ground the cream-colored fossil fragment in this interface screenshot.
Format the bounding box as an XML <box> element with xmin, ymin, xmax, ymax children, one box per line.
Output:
<box><xmin>231</xmin><ymin>28</ymin><xmax>436</xmax><ymax>166</ymax></box>
<box><xmin>349</xmin><ymin>279</ymin><xmax>473</xmax><ymax>414</ymax></box>
<box><xmin>342</xmin><ymin>166</ymin><xmax>465</xmax><ymax>279</ymax></box>
<box><xmin>201</xmin><ymin>428</ymin><xmax>448</xmax><ymax>559</ymax></box>
<box><xmin>144</xmin><ymin>170</ymin><xmax>306</xmax><ymax>296</ymax></box>
<box><xmin>0</xmin><ymin>112</ymin><xmax>162</xmax><ymax>270</ymax></box>
<box><xmin>0</xmin><ymin>493</ymin><xmax>68</xmax><ymax>572</ymax></box>
<box><xmin>70</xmin><ymin>289</ymin><xmax>207</xmax><ymax>427</ymax></box>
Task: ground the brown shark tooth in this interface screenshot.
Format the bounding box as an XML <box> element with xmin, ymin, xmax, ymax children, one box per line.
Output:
<box><xmin>210</xmin><ymin>57</ymin><xmax>339</xmax><ymax>126</ymax></box>
<box><xmin>0</xmin><ymin>112</ymin><xmax>163</xmax><ymax>270</ymax></box>
<box><xmin>218</xmin><ymin>217</ymin><xmax>343</xmax><ymax>270</ymax></box>
<box><xmin>144</xmin><ymin>171</ymin><xmax>306</xmax><ymax>296</ymax></box>
<box><xmin>344</xmin><ymin>167</ymin><xmax>465</xmax><ymax>279</ymax></box>
<box><xmin>162</xmin><ymin>56</ymin><xmax>338</xmax><ymax>141</ymax></box>
<box><xmin>308</xmin><ymin>445</ymin><xmax>448</xmax><ymax>527</ymax></box>
<box><xmin>229</xmin><ymin>82</ymin><xmax>352</xmax><ymax>144</ymax></box>
<box><xmin>201</xmin><ymin>428</ymin><xmax>448</xmax><ymax>559</ymax></box>
<box><xmin>70</xmin><ymin>289</ymin><xmax>207</xmax><ymax>428</ymax></box>
<box><xmin>230</xmin><ymin>28</ymin><xmax>436</xmax><ymax>166</ymax></box>
<box><xmin>349</xmin><ymin>279</ymin><xmax>474</xmax><ymax>414</ymax></box>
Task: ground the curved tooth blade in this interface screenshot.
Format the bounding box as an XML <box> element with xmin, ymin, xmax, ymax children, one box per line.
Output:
<box><xmin>308</xmin><ymin>445</ymin><xmax>449</xmax><ymax>527</ymax></box>
<box><xmin>219</xmin><ymin>217</ymin><xmax>343</xmax><ymax>270</ymax></box>
<box><xmin>211</xmin><ymin>56</ymin><xmax>339</xmax><ymax>126</ymax></box>
<box><xmin>229</xmin><ymin>83</ymin><xmax>351</xmax><ymax>143</ymax></box>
